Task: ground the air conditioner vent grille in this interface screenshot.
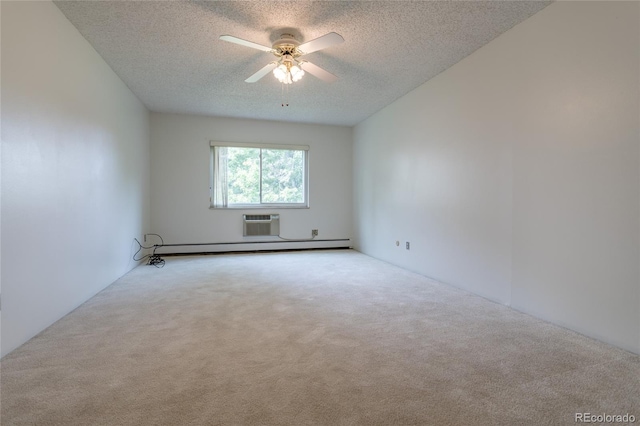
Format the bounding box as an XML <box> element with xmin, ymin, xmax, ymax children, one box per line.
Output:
<box><xmin>245</xmin><ymin>214</ymin><xmax>272</xmax><ymax>221</ymax></box>
<box><xmin>243</xmin><ymin>214</ymin><xmax>279</xmax><ymax>236</ymax></box>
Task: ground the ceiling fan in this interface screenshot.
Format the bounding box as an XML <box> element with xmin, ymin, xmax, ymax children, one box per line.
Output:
<box><xmin>219</xmin><ymin>32</ymin><xmax>344</xmax><ymax>84</ymax></box>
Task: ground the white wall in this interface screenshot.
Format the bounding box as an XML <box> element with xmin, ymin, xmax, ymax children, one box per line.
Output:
<box><xmin>509</xmin><ymin>1</ymin><xmax>639</xmax><ymax>355</ymax></box>
<box><xmin>1</xmin><ymin>1</ymin><xmax>150</xmax><ymax>357</ymax></box>
<box><xmin>151</xmin><ymin>113</ymin><xmax>352</xmax><ymax>253</ymax></box>
<box><xmin>354</xmin><ymin>1</ymin><xmax>639</xmax><ymax>353</ymax></box>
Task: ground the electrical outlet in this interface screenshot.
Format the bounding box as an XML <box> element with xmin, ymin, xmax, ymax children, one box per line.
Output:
<box><xmin>312</xmin><ymin>229</ymin><xmax>319</xmax><ymax>237</ymax></box>
<box><xmin>406</xmin><ymin>242</ymin><xmax>410</xmax><ymax>250</ymax></box>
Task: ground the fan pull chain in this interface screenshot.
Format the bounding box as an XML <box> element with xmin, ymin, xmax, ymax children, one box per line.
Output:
<box><xmin>281</xmin><ymin>83</ymin><xmax>289</xmax><ymax>107</ymax></box>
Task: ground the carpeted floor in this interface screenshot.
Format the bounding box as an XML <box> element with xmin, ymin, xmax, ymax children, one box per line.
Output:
<box><xmin>1</xmin><ymin>250</ymin><xmax>638</xmax><ymax>425</ymax></box>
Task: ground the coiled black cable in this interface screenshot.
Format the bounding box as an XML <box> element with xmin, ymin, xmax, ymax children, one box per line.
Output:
<box><xmin>133</xmin><ymin>234</ymin><xmax>165</xmax><ymax>268</ymax></box>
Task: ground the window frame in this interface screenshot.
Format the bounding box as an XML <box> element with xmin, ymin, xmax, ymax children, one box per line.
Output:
<box><xmin>209</xmin><ymin>141</ymin><xmax>310</xmax><ymax>209</ymax></box>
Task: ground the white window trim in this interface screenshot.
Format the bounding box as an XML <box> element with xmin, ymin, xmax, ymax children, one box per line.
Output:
<box><xmin>209</xmin><ymin>141</ymin><xmax>310</xmax><ymax>209</ymax></box>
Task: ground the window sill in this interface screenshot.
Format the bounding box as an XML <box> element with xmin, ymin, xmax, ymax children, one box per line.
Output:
<box><xmin>210</xmin><ymin>205</ymin><xmax>310</xmax><ymax>210</ymax></box>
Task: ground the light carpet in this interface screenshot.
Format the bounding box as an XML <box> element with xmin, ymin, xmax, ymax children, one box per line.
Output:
<box><xmin>1</xmin><ymin>250</ymin><xmax>638</xmax><ymax>425</ymax></box>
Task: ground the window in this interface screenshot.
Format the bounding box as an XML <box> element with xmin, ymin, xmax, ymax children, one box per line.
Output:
<box><xmin>210</xmin><ymin>142</ymin><xmax>309</xmax><ymax>208</ymax></box>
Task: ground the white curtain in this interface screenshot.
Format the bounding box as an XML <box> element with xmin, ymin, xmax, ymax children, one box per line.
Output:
<box><xmin>213</xmin><ymin>146</ymin><xmax>228</xmax><ymax>207</ymax></box>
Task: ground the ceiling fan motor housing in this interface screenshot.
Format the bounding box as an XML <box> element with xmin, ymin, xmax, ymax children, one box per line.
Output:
<box><xmin>272</xmin><ymin>34</ymin><xmax>302</xmax><ymax>57</ymax></box>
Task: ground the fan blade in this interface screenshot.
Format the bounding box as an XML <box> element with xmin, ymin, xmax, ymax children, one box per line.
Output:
<box><xmin>220</xmin><ymin>35</ymin><xmax>273</xmax><ymax>53</ymax></box>
<box><xmin>245</xmin><ymin>63</ymin><xmax>277</xmax><ymax>83</ymax></box>
<box><xmin>300</xmin><ymin>61</ymin><xmax>338</xmax><ymax>83</ymax></box>
<box><xmin>298</xmin><ymin>32</ymin><xmax>344</xmax><ymax>55</ymax></box>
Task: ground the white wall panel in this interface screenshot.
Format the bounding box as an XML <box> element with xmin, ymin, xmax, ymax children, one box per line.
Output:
<box><xmin>354</xmin><ymin>1</ymin><xmax>639</xmax><ymax>353</ymax></box>
<box><xmin>1</xmin><ymin>1</ymin><xmax>150</xmax><ymax>357</ymax></box>
<box><xmin>150</xmin><ymin>113</ymin><xmax>352</xmax><ymax>253</ymax></box>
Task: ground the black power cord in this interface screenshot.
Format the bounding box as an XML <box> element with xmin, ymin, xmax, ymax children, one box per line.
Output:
<box><xmin>133</xmin><ymin>234</ymin><xmax>165</xmax><ymax>268</ymax></box>
<box><xmin>147</xmin><ymin>254</ymin><xmax>165</xmax><ymax>267</ymax></box>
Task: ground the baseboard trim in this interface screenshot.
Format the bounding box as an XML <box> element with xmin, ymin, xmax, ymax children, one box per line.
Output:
<box><xmin>160</xmin><ymin>246</ymin><xmax>352</xmax><ymax>257</ymax></box>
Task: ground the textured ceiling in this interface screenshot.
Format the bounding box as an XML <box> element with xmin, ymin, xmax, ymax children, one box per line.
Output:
<box><xmin>54</xmin><ymin>1</ymin><xmax>551</xmax><ymax>126</ymax></box>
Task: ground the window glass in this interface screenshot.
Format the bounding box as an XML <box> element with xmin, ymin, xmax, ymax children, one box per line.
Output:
<box><xmin>211</xmin><ymin>144</ymin><xmax>308</xmax><ymax>208</ymax></box>
<box><xmin>227</xmin><ymin>147</ymin><xmax>260</xmax><ymax>204</ymax></box>
<box><xmin>261</xmin><ymin>149</ymin><xmax>305</xmax><ymax>204</ymax></box>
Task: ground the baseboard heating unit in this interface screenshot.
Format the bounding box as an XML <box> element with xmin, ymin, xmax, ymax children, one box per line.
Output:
<box><xmin>139</xmin><ymin>230</ymin><xmax>352</xmax><ymax>258</ymax></box>
<box><xmin>243</xmin><ymin>214</ymin><xmax>280</xmax><ymax>236</ymax></box>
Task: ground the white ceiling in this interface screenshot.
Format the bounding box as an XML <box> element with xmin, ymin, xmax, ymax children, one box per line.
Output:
<box><xmin>54</xmin><ymin>1</ymin><xmax>552</xmax><ymax>127</ymax></box>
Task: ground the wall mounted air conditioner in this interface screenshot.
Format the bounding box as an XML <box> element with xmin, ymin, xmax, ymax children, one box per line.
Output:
<box><xmin>243</xmin><ymin>214</ymin><xmax>280</xmax><ymax>236</ymax></box>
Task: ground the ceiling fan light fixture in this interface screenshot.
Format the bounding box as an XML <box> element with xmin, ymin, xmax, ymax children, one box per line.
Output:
<box><xmin>273</xmin><ymin>59</ymin><xmax>303</xmax><ymax>85</ymax></box>
<box><xmin>273</xmin><ymin>64</ymin><xmax>287</xmax><ymax>81</ymax></box>
<box><xmin>292</xmin><ymin>71</ymin><xmax>304</xmax><ymax>82</ymax></box>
